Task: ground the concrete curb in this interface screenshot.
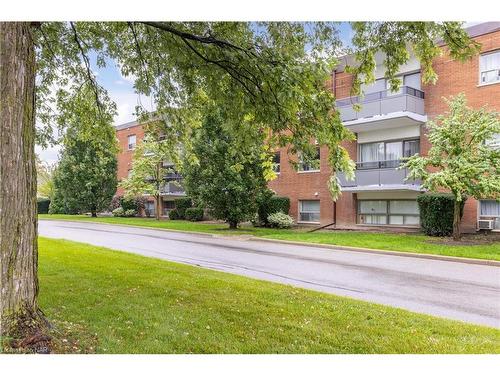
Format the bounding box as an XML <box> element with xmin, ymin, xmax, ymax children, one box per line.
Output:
<box><xmin>39</xmin><ymin>218</ymin><xmax>500</xmax><ymax>267</ymax></box>
<box><xmin>248</xmin><ymin>237</ymin><xmax>500</xmax><ymax>267</ymax></box>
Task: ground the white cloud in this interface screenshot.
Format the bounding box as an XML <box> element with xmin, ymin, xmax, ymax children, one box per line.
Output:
<box><xmin>36</xmin><ymin>144</ymin><xmax>61</xmax><ymax>166</ymax></box>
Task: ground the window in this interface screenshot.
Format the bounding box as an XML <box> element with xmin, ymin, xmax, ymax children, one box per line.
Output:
<box><xmin>486</xmin><ymin>133</ymin><xmax>500</xmax><ymax>149</ymax></box>
<box><xmin>479</xmin><ymin>51</ymin><xmax>500</xmax><ymax>84</ymax></box>
<box><xmin>298</xmin><ymin>147</ymin><xmax>320</xmax><ymax>172</ymax></box>
<box><xmin>299</xmin><ymin>200</ymin><xmax>320</xmax><ymax>223</ymax></box>
<box><xmin>480</xmin><ymin>200</ymin><xmax>500</xmax><ymax>217</ymax></box>
<box><xmin>145</xmin><ymin>201</ymin><xmax>155</xmax><ymax>217</ymax></box>
<box><xmin>404</xmin><ymin>72</ymin><xmax>421</xmax><ymax>90</ymax></box>
<box><xmin>127</xmin><ymin>134</ymin><xmax>137</xmax><ymax>150</ymax></box>
<box><xmin>272</xmin><ymin>152</ymin><xmax>281</xmax><ymax>173</ymax></box>
<box><xmin>358</xmin><ymin>139</ymin><xmax>419</xmax><ymax>169</ymax></box>
<box><xmin>358</xmin><ymin>200</ymin><xmax>419</xmax><ymax>226</ymax></box>
<box><xmin>163</xmin><ymin>200</ymin><xmax>176</xmax><ymax>216</ymax></box>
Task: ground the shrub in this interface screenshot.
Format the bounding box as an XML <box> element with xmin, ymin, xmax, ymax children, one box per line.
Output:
<box><xmin>124</xmin><ymin>209</ymin><xmax>137</xmax><ymax>217</ymax></box>
<box><xmin>121</xmin><ymin>197</ymin><xmax>137</xmax><ymax>211</ymax></box>
<box><xmin>109</xmin><ymin>195</ymin><xmax>122</xmax><ymax>211</ymax></box>
<box><xmin>257</xmin><ymin>191</ymin><xmax>291</xmax><ymax>227</ymax></box>
<box><xmin>112</xmin><ymin>207</ymin><xmax>125</xmax><ymax>217</ymax></box>
<box><xmin>175</xmin><ymin>197</ymin><xmax>192</xmax><ymax>219</ymax></box>
<box><xmin>417</xmin><ymin>193</ymin><xmax>465</xmax><ymax>237</ymax></box>
<box><xmin>185</xmin><ymin>207</ymin><xmax>204</xmax><ymax>221</ymax></box>
<box><xmin>168</xmin><ymin>209</ymin><xmax>181</xmax><ymax>220</ymax></box>
<box><xmin>267</xmin><ymin>212</ymin><xmax>294</xmax><ymax>229</ymax></box>
<box><xmin>37</xmin><ymin>198</ymin><xmax>51</xmax><ymax>214</ymax></box>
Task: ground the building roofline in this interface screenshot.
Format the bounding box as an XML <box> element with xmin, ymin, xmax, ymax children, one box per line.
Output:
<box><xmin>115</xmin><ymin>120</ymin><xmax>141</xmax><ymax>131</ymax></box>
<box><xmin>334</xmin><ymin>22</ymin><xmax>500</xmax><ymax>73</ymax></box>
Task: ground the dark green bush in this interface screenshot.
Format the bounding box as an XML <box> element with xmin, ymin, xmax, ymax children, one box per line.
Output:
<box><xmin>121</xmin><ymin>197</ymin><xmax>137</xmax><ymax>211</ymax></box>
<box><xmin>175</xmin><ymin>197</ymin><xmax>192</xmax><ymax>219</ymax></box>
<box><xmin>185</xmin><ymin>207</ymin><xmax>204</xmax><ymax>221</ymax></box>
<box><xmin>257</xmin><ymin>191</ymin><xmax>291</xmax><ymax>227</ymax></box>
<box><xmin>417</xmin><ymin>193</ymin><xmax>464</xmax><ymax>237</ymax></box>
<box><xmin>37</xmin><ymin>198</ymin><xmax>51</xmax><ymax>214</ymax></box>
<box><xmin>168</xmin><ymin>209</ymin><xmax>181</xmax><ymax>220</ymax></box>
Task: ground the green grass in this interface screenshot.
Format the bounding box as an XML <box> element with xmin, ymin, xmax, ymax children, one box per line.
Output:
<box><xmin>38</xmin><ymin>237</ymin><xmax>500</xmax><ymax>353</ymax></box>
<box><xmin>39</xmin><ymin>214</ymin><xmax>500</xmax><ymax>261</ymax></box>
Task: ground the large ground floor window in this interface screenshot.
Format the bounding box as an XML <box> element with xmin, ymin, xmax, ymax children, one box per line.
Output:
<box><xmin>163</xmin><ymin>200</ymin><xmax>176</xmax><ymax>216</ymax></box>
<box><xmin>480</xmin><ymin>200</ymin><xmax>500</xmax><ymax>230</ymax></box>
<box><xmin>298</xmin><ymin>200</ymin><xmax>320</xmax><ymax>223</ymax></box>
<box><xmin>358</xmin><ymin>200</ymin><xmax>420</xmax><ymax>226</ymax></box>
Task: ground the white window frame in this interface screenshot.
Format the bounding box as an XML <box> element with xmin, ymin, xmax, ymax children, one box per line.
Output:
<box><xmin>127</xmin><ymin>134</ymin><xmax>137</xmax><ymax>150</ymax></box>
<box><xmin>357</xmin><ymin>199</ymin><xmax>420</xmax><ymax>227</ymax></box>
<box><xmin>297</xmin><ymin>147</ymin><xmax>320</xmax><ymax>173</ymax></box>
<box><xmin>298</xmin><ymin>200</ymin><xmax>321</xmax><ymax>224</ymax></box>
<box><xmin>479</xmin><ymin>50</ymin><xmax>500</xmax><ymax>86</ymax></box>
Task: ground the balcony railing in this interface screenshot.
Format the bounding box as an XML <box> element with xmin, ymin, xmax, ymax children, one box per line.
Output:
<box><xmin>160</xmin><ymin>179</ymin><xmax>185</xmax><ymax>195</ymax></box>
<box><xmin>335</xmin><ymin>86</ymin><xmax>425</xmax><ymax>122</ymax></box>
<box><xmin>337</xmin><ymin>160</ymin><xmax>420</xmax><ymax>188</ymax></box>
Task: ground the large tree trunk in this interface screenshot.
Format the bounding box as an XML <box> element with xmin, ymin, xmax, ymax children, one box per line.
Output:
<box><xmin>452</xmin><ymin>198</ymin><xmax>462</xmax><ymax>241</ymax></box>
<box><xmin>0</xmin><ymin>23</ymin><xmax>46</xmax><ymax>344</ymax></box>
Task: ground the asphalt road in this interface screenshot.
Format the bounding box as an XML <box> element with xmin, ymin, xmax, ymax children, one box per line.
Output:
<box><xmin>39</xmin><ymin>220</ymin><xmax>500</xmax><ymax>328</ymax></box>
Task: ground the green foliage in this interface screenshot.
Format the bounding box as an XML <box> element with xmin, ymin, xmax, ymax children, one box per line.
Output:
<box><xmin>257</xmin><ymin>190</ymin><xmax>291</xmax><ymax>227</ymax></box>
<box><xmin>267</xmin><ymin>212</ymin><xmax>294</xmax><ymax>229</ymax></box>
<box><xmin>51</xmin><ymin>87</ymin><xmax>118</xmax><ymax>216</ymax></box>
<box><xmin>37</xmin><ymin>198</ymin><xmax>51</xmax><ymax>214</ymax></box>
<box><xmin>112</xmin><ymin>207</ymin><xmax>125</xmax><ymax>217</ymax></box>
<box><xmin>121</xmin><ymin>197</ymin><xmax>137</xmax><ymax>211</ymax></box>
<box><xmin>124</xmin><ymin>209</ymin><xmax>137</xmax><ymax>218</ymax></box>
<box><xmin>175</xmin><ymin>197</ymin><xmax>193</xmax><ymax>219</ymax></box>
<box><xmin>417</xmin><ymin>194</ymin><xmax>465</xmax><ymax>237</ymax></box>
<box><xmin>36</xmin><ymin>156</ymin><xmax>56</xmax><ymax>199</ymax></box>
<box><xmin>185</xmin><ymin>207</ymin><xmax>204</xmax><ymax>222</ymax></box>
<box><xmin>183</xmin><ymin>108</ymin><xmax>268</xmax><ymax>228</ymax></box>
<box><xmin>404</xmin><ymin>94</ymin><xmax>500</xmax><ymax>238</ymax></box>
<box><xmin>168</xmin><ymin>209</ymin><xmax>181</xmax><ymax>220</ymax></box>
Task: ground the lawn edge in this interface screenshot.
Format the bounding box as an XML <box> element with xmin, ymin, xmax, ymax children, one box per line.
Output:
<box><xmin>39</xmin><ymin>217</ymin><xmax>500</xmax><ymax>266</ymax></box>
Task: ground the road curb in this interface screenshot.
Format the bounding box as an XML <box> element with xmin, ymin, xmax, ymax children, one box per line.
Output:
<box><xmin>39</xmin><ymin>218</ymin><xmax>500</xmax><ymax>267</ymax></box>
<box><xmin>247</xmin><ymin>237</ymin><xmax>500</xmax><ymax>267</ymax></box>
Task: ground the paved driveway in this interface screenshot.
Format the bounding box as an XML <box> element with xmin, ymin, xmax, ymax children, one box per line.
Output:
<box><xmin>39</xmin><ymin>220</ymin><xmax>500</xmax><ymax>328</ymax></box>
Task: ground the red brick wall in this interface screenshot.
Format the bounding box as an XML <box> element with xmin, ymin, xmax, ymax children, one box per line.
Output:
<box><xmin>116</xmin><ymin>123</ymin><xmax>146</xmax><ymax>196</ymax></box>
<box><xmin>422</xmin><ymin>30</ymin><xmax>500</xmax><ymax>232</ymax></box>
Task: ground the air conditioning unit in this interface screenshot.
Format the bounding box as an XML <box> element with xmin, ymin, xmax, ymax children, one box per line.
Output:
<box><xmin>478</xmin><ymin>219</ymin><xmax>494</xmax><ymax>230</ymax></box>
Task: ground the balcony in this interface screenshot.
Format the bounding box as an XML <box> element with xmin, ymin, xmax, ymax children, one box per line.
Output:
<box><xmin>337</xmin><ymin>160</ymin><xmax>422</xmax><ymax>192</ymax></box>
<box><xmin>160</xmin><ymin>174</ymin><xmax>186</xmax><ymax>196</ymax></box>
<box><xmin>336</xmin><ymin>86</ymin><xmax>426</xmax><ymax>132</ymax></box>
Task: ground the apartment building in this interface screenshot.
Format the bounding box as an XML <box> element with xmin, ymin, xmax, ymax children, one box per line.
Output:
<box><xmin>115</xmin><ymin>22</ymin><xmax>500</xmax><ymax>231</ymax></box>
<box><xmin>268</xmin><ymin>22</ymin><xmax>500</xmax><ymax>232</ymax></box>
<box><xmin>115</xmin><ymin>121</ymin><xmax>186</xmax><ymax>217</ymax></box>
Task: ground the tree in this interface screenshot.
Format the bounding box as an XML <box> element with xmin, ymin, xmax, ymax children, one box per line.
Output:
<box><xmin>0</xmin><ymin>21</ymin><xmax>480</xmax><ymax>347</ymax></box>
<box><xmin>183</xmin><ymin>108</ymin><xmax>268</xmax><ymax>229</ymax></box>
<box><xmin>36</xmin><ymin>156</ymin><xmax>56</xmax><ymax>199</ymax></box>
<box><xmin>120</xmin><ymin>133</ymin><xmax>178</xmax><ymax>220</ymax></box>
<box><xmin>404</xmin><ymin>94</ymin><xmax>500</xmax><ymax>240</ymax></box>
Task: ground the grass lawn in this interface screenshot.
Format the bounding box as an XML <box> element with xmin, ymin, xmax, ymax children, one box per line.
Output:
<box><xmin>36</xmin><ymin>237</ymin><xmax>499</xmax><ymax>353</ymax></box>
<box><xmin>39</xmin><ymin>214</ymin><xmax>500</xmax><ymax>261</ymax></box>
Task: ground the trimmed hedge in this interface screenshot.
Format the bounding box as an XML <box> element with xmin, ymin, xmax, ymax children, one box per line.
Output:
<box><xmin>257</xmin><ymin>193</ymin><xmax>291</xmax><ymax>227</ymax></box>
<box><xmin>185</xmin><ymin>207</ymin><xmax>204</xmax><ymax>222</ymax></box>
<box><xmin>168</xmin><ymin>209</ymin><xmax>181</xmax><ymax>220</ymax></box>
<box><xmin>175</xmin><ymin>197</ymin><xmax>192</xmax><ymax>219</ymax></box>
<box><xmin>37</xmin><ymin>198</ymin><xmax>51</xmax><ymax>214</ymax></box>
<box><xmin>417</xmin><ymin>193</ymin><xmax>465</xmax><ymax>237</ymax></box>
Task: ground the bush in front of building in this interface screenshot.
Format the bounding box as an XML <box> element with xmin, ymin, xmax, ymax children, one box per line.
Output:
<box><xmin>37</xmin><ymin>198</ymin><xmax>51</xmax><ymax>214</ymax></box>
<box><xmin>267</xmin><ymin>212</ymin><xmax>294</xmax><ymax>229</ymax></box>
<box><xmin>256</xmin><ymin>190</ymin><xmax>291</xmax><ymax>227</ymax></box>
<box><xmin>124</xmin><ymin>209</ymin><xmax>137</xmax><ymax>217</ymax></box>
<box><xmin>112</xmin><ymin>207</ymin><xmax>125</xmax><ymax>217</ymax></box>
<box><xmin>168</xmin><ymin>209</ymin><xmax>181</xmax><ymax>220</ymax></box>
<box><xmin>175</xmin><ymin>197</ymin><xmax>193</xmax><ymax>219</ymax></box>
<box><xmin>417</xmin><ymin>193</ymin><xmax>465</xmax><ymax>237</ymax></box>
<box><xmin>185</xmin><ymin>207</ymin><xmax>204</xmax><ymax>222</ymax></box>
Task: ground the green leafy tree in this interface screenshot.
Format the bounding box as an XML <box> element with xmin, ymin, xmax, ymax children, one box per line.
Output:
<box><xmin>120</xmin><ymin>133</ymin><xmax>178</xmax><ymax>220</ymax></box>
<box><xmin>404</xmin><ymin>94</ymin><xmax>500</xmax><ymax>240</ymax></box>
<box><xmin>52</xmin><ymin>87</ymin><xmax>118</xmax><ymax>217</ymax></box>
<box><xmin>183</xmin><ymin>109</ymin><xmax>268</xmax><ymax>229</ymax></box>
<box><xmin>36</xmin><ymin>156</ymin><xmax>56</xmax><ymax>199</ymax></box>
<box><xmin>0</xmin><ymin>21</ymin><xmax>480</xmax><ymax>344</ymax></box>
